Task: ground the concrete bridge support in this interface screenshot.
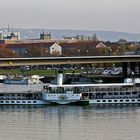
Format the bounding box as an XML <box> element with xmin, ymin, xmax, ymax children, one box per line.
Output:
<box><xmin>122</xmin><ymin>62</ymin><xmax>128</xmax><ymax>78</ymax></box>
<box><xmin>130</xmin><ymin>62</ymin><xmax>136</xmax><ymax>76</ymax></box>
<box><xmin>122</xmin><ymin>62</ymin><xmax>137</xmax><ymax>78</ymax></box>
<box><xmin>138</xmin><ymin>62</ymin><xmax>140</xmax><ymax>77</ymax></box>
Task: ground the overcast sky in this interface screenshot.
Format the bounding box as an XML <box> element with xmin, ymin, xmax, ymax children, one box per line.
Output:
<box><xmin>0</xmin><ymin>0</ymin><xmax>140</xmax><ymax>33</ymax></box>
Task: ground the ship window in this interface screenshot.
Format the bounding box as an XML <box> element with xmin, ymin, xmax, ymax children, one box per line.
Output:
<box><xmin>11</xmin><ymin>101</ymin><xmax>14</xmax><ymax>103</ymax></box>
<box><xmin>126</xmin><ymin>92</ymin><xmax>131</xmax><ymax>95</ymax></box>
<box><xmin>120</xmin><ymin>100</ymin><xmax>123</xmax><ymax>102</ymax></box>
<box><xmin>0</xmin><ymin>101</ymin><xmax>3</xmax><ymax>103</ymax></box>
<box><xmin>102</xmin><ymin>100</ymin><xmax>106</xmax><ymax>102</ymax></box>
<box><xmin>108</xmin><ymin>100</ymin><xmax>112</xmax><ymax>102</ymax></box>
<box><xmin>6</xmin><ymin>101</ymin><xmax>9</xmax><ymax>103</ymax></box>
<box><xmin>126</xmin><ymin>100</ymin><xmax>129</xmax><ymax>102</ymax></box>
<box><xmin>33</xmin><ymin>101</ymin><xmax>37</xmax><ymax>103</ymax></box>
<box><xmin>114</xmin><ymin>100</ymin><xmax>118</xmax><ymax>102</ymax></box>
<box><xmin>16</xmin><ymin>101</ymin><xmax>20</xmax><ymax>103</ymax></box>
<box><xmin>28</xmin><ymin>101</ymin><xmax>31</xmax><ymax>103</ymax></box>
<box><xmin>97</xmin><ymin>100</ymin><xmax>100</xmax><ymax>102</ymax></box>
<box><xmin>22</xmin><ymin>101</ymin><xmax>26</xmax><ymax>103</ymax></box>
<box><xmin>132</xmin><ymin>92</ymin><xmax>137</xmax><ymax>95</ymax></box>
<box><xmin>137</xmin><ymin>99</ymin><xmax>140</xmax><ymax>102</ymax></box>
<box><xmin>131</xmin><ymin>99</ymin><xmax>135</xmax><ymax>102</ymax></box>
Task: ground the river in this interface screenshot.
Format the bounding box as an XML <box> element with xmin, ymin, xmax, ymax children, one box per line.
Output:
<box><xmin>0</xmin><ymin>105</ymin><xmax>140</xmax><ymax>140</ymax></box>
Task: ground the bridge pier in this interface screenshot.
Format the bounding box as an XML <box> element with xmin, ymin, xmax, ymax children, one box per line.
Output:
<box><xmin>122</xmin><ymin>62</ymin><xmax>128</xmax><ymax>78</ymax></box>
<box><xmin>130</xmin><ymin>62</ymin><xmax>136</xmax><ymax>77</ymax></box>
<box><xmin>122</xmin><ymin>62</ymin><xmax>137</xmax><ymax>79</ymax></box>
<box><xmin>138</xmin><ymin>62</ymin><xmax>140</xmax><ymax>77</ymax></box>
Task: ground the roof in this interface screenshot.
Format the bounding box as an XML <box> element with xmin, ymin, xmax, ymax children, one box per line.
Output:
<box><xmin>5</xmin><ymin>42</ymin><xmax>56</xmax><ymax>49</ymax></box>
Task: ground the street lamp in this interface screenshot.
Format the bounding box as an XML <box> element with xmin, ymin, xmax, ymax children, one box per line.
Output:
<box><xmin>86</xmin><ymin>50</ymin><xmax>89</xmax><ymax>56</ymax></box>
<box><xmin>12</xmin><ymin>51</ymin><xmax>15</xmax><ymax>57</ymax></box>
<box><xmin>24</xmin><ymin>50</ymin><xmax>27</xmax><ymax>56</ymax></box>
<box><xmin>104</xmin><ymin>47</ymin><xmax>107</xmax><ymax>56</ymax></box>
<box><xmin>78</xmin><ymin>49</ymin><xmax>80</xmax><ymax>56</ymax></box>
<box><xmin>45</xmin><ymin>50</ymin><xmax>49</xmax><ymax>56</ymax></box>
<box><xmin>108</xmin><ymin>47</ymin><xmax>112</xmax><ymax>56</ymax></box>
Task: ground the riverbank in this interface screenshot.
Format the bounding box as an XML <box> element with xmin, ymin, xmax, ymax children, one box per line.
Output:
<box><xmin>0</xmin><ymin>69</ymin><xmax>81</xmax><ymax>76</ymax></box>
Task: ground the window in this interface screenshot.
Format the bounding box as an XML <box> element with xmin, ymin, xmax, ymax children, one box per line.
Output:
<box><xmin>114</xmin><ymin>100</ymin><xmax>118</xmax><ymax>102</ymax></box>
<box><xmin>120</xmin><ymin>100</ymin><xmax>123</xmax><ymax>102</ymax></box>
<box><xmin>102</xmin><ymin>100</ymin><xmax>106</xmax><ymax>102</ymax></box>
<box><xmin>132</xmin><ymin>92</ymin><xmax>137</xmax><ymax>95</ymax></box>
<box><xmin>11</xmin><ymin>101</ymin><xmax>14</xmax><ymax>103</ymax></box>
<box><xmin>125</xmin><ymin>100</ymin><xmax>129</xmax><ymax>102</ymax></box>
<box><xmin>22</xmin><ymin>101</ymin><xmax>26</xmax><ymax>103</ymax></box>
<box><xmin>131</xmin><ymin>99</ymin><xmax>135</xmax><ymax>102</ymax></box>
<box><xmin>108</xmin><ymin>100</ymin><xmax>112</xmax><ymax>102</ymax></box>
<box><xmin>126</xmin><ymin>92</ymin><xmax>131</xmax><ymax>95</ymax></box>
<box><xmin>16</xmin><ymin>101</ymin><xmax>20</xmax><ymax>103</ymax></box>
<box><xmin>97</xmin><ymin>100</ymin><xmax>100</xmax><ymax>102</ymax></box>
<box><xmin>137</xmin><ymin>99</ymin><xmax>140</xmax><ymax>102</ymax></box>
<box><xmin>33</xmin><ymin>101</ymin><xmax>37</xmax><ymax>103</ymax></box>
<box><xmin>6</xmin><ymin>101</ymin><xmax>9</xmax><ymax>103</ymax></box>
<box><xmin>28</xmin><ymin>101</ymin><xmax>31</xmax><ymax>103</ymax></box>
<box><xmin>0</xmin><ymin>101</ymin><xmax>3</xmax><ymax>103</ymax></box>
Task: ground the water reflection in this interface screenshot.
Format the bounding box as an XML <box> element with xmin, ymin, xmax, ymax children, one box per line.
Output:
<box><xmin>0</xmin><ymin>105</ymin><xmax>140</xmax><ymax>140</ymax></box>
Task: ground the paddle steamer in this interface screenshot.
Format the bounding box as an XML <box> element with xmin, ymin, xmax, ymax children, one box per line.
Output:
<box><xmin>0</xmin><ymin>72</ymin><xmax>140</xmax><ymax>105</ymax></box>
<box><xmin>42</xmin><ymin>72</ymin><xmax>140</xmax><ymax>105</ymax></box>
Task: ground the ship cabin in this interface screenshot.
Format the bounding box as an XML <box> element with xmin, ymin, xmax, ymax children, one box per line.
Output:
<box><xmin>43</xmin><ymin>83</ymin><xmax>140</xmax><ymax>100</ymax></box>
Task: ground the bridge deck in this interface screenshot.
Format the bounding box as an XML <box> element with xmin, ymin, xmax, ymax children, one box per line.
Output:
<box><xmin>0</xmin><ymin>55</ymin><xmax>140</xmax><ymax>66</ymax></box>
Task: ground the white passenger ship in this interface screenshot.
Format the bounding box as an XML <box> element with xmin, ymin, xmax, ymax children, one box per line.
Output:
<box><xmin>0</xmin><ymin>72</ymin><xmax>140</xmax><ymax>105</ymax></box>
<box><xmin>42</xmin><ymin>73</ymin><xmax>140</xmax><ymax>105</ymax></box>
<box><xmin>43</xmin><ymin>82</ymin><xmax>140</xmax><ymax>105</ymax></box>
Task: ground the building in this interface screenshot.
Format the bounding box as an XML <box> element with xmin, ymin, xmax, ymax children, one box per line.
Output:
<box><xmin>96</xmin><ymin>42</ymin><xmax>108</xmax><ymax>48</ymax></box>
<box><xmin>63</xmin><ymin>34</ymin><xmax>98</xmax><ymax>42</ymax></box>
<box><xmin>50</xmin><ymin>42</ymin><xmax>62</xmax><ymax>56</ymax></box>
<box><xmin>0</xmin><ymin>31</ymin><xmax>20</xmax><ymax>40</ymax></box>
<box><xmin>40</xmin><ymin>32</ymin><xmax>51</xmax><ymax>41</ymax></box>
<box><xmin>5</xmin><ymin>41</ymin><xmax>62</xmax><ymax>57</ymax></box>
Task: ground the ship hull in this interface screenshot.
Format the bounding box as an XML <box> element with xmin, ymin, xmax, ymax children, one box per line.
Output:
<box><xmin>49</xmin><ymin>100</ymin><xmax>89</xmax><ymax>105</ymax></box>
<box><xmin>0</xmin><ymin>100</ymin><xmax>47</xmax><ymax>105</ymax></box>
<box><xmin>89</xmin><ymin>98</ymin><xmax>140</xmax><ymax>105</ymax></box>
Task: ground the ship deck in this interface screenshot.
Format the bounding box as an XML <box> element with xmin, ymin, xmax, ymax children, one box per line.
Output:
<box><xmin>0</xmin><ymin>83</ymin><xmax>44</xmax><ymax>93</ymax></box>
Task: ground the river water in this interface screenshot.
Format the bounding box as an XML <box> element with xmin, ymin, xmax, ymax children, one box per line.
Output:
<box><xmin>0</xmin><ymin>105</ymin><xmax>140</xmax><ymax>140</ymax></box>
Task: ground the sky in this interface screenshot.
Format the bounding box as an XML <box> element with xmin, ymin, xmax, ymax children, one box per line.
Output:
<box><xmin>0</xmin><ymin>0</ymin><xmax>140</xmax><ymax>33</ymax></box>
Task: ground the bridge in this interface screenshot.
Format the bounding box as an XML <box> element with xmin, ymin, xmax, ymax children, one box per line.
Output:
<box><xmin>0</xmin><ymin>55</ymin><xmax>140</xmax><ymax>78</ymax></box>
<box><xmin>0</xmin><ymin>55</ymin><xmax>140</xmax><ymax>66</ymax></box>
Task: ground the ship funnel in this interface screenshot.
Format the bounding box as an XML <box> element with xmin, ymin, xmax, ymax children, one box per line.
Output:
<box><xmin>57</xmin><ymin>71</ymin><xmax>63</xmax><ymax>85</ymax></box>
